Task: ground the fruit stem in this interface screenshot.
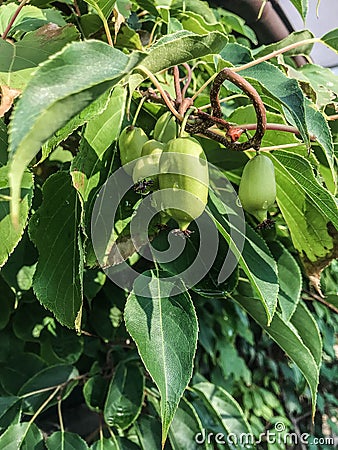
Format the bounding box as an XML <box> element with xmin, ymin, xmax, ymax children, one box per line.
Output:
<box><xmin>180</xmin><ymin>107</ymin><xmax>196</xmax><ymax>137</ymax></box>
<box><xmin>132</xmin><ymin>95</ymin><xmax>147</xmax><ymax>126</ymax></box>
<box><xmin>137</xmin><ymin>65</ymin><xmax>183</xmax><ymax>121</ymax></box>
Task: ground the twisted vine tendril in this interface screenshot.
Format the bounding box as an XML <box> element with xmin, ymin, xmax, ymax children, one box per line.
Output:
<box><xmin>186</xmin><ymin>68</ymin><xmax>267</xmax><ymax>150</ymax></box>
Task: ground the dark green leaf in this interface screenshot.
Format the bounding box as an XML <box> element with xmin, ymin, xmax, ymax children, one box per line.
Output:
<box><xmin>0</xmin><ymin>276</ymin><xmax>14</xmax><ymax>330</ymax></box>
<box><xmin>83</xmin><ymin>375</ymin><xmax>109</xmax><ymax>412</ymax></box>
<box><xmin>135</xmin><ymin>414</ymin><xmax>162</xmax><ymax>450</ymax></box>
<box><xmin>40</xmin><ymin>325</ymin><xmax>84</xmax><ymax>364</ymax></box>
<box><xmin>104</xmin><ymin>362</ymin><xmax>145</xmax><ymax>429</ymax></box>
<box><xmin>0</xmin><ymin>396</ymin><xmax>21</xmax><ymax>431</ymax></box>
<box><xmin>29</xmin><ymin>172</ymin><xmax>83</xmax><ymax>329</ymax></box>
<box><xmin>46</xmin><ymin>431</ymin><xmax>89</xmax><ymax>450</ymax></box>
<box><xmin>0</xmin><ymin>353</ymin><xmax>47</xmax><ymax>395</ymax></box>
<box><xmin>233</xmin><ymin>295</ymin><xmax>320</xmax><ymax>417</ymax></box>
<box><xmin>0</xmin><ymin>329</ymin><xmax>24</xmax><ymax>363</ymax></box>
<box><xmin>18</xmin><ymin>364</ymin><xmax>79</xmax><ymax>414</ymax></box>
<box><xmin>0</xmin><ymin>118</ymin><xmax>8</xmax><ymax>166</ymax></box>
<box><xmin>0</xmin><ymin>167</ymin><xmax>33</xmax><ymax>268</ymax></box>
<box><xmin>208</xmin><ymin>192</ymin><xmax>279</xmax><ymax>325</ymax></box>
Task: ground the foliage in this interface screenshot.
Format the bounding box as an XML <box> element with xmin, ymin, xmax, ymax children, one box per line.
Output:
<box><xmin>0</xmin><ymin>0</ymin><xmax>337</xmax><ymax>449</ymax></box>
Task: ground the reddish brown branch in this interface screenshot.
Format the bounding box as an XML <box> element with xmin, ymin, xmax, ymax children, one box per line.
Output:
<box><xmin>173</xmin><ymin>66</ymin><xmax>182</xmax><ymax>106</ymax></box>
<box><xmin>182</xmin><ymin>63</ymin><xmax>193</xmax><ymax>98</ymax></box>
<box><xmin>242</xmin><ymin>123</ymin><xmax>316</xmax><ymax>140</ymax></box>
<box><xmin>2</xmin><ymin>0</ymin><xmax>30</xmax><ymax>40</ymax></box>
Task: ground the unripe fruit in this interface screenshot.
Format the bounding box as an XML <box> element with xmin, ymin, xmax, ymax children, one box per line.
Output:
<box><xmin>238</xmin><ymin>153</ymin><xmax>276</xmax><ymax>222</ymax></box>
<box><xmin>153</xmin><ymin>112</ymin><xmax>178</xmax><ymax>143</ymax></box>
<box><xmin>132</xmin><ymin>140</ymin><xmax>164</xmax><ymax>191</ymax></box>
<box><xmin>158</xmin><ymin>137</ymin><xmax>209</xmax><ymax>231</ymax></box>
<box><xmin>119</xmin><ymin>126</ymin><xmax>148</xmax><ymax>175</ymax></box>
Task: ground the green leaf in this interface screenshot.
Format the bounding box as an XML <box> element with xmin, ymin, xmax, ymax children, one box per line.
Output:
<box><xmin>0</xmin><ymin>396</ymin><xmax>21</xmax><ymax>432</ymax></box>
<box><xmin>240</xmin><ymin>63</ymin><xmax>310</xmax><ymax>148</ymax></box>
<box><xmin>18</xmin><ymin>364</ymin><xmax>79</xmax><ymax>414</ymax></box>
<box><xmin>0</xmin><ymin>231</ymin><xmax>37</xmax><ymax>293</ymax></box>
<box><xmin>141</xmin><ymin>31</ymin><xmax>228</xmax><ymax>73</ymax></box>
<box><xmin>321</xmin><ymin>28</ymin><xmax>338</xmax><ymax>54</ymax></box>
<box><xmin>90</xmin><ymin>438</ymin><xmax>118</xmax><ymax>450</ymax></box>
<box><xmin>269</xmin><ymin>150</ymin><xmax>338</xmax><ymax>261</ymax></box>
<box><xmin>218</xmin><ymin>10</ymin><xmax>257</xmax><ymax>44</ymax></box>
<box><xmin>0</xmin><ymin>353</ymin><xmax>46</xmax><ymax>395</ymax></box>
<box><xmin>0</xmin><ymin>276</ymin><xmax>14</xmax><ymax>330</ymax></box>
<box><xmin>290</xmin><ymin>301</ymin><xmax>322</xmax><ymax>367</ymax></box>
<box><xmin>289</xmin><ymin>63</ymin><xmax>338</xmax><ymax>109</ymax></box>
<box><xmin>192</xmin><ymin>381</ymin><xmax>252</xmax><ymax>441</ymax></box>
<box><xmin>0</xmin><ymin>4</ymin><xmax>65</xmax><ymax>35</ymax></box>
<box><xmin>228</xmin><ymin>106</ymin><xmax>307</xmax><ymax>152</ymax></box>
<box><xmin>0</xmin><ymin>329</ymin><xmax>24</xmax><ymax>363</ymax></box>
<box><xmin>29</xmin><ymin>172</ymin><xmax>83</xmax><ymax>329</ymax></box>
<box><xmin>208</xmin><ymin>192</ymin><xmax>279</xmax><ymax>325</ymax></box>
<box><xmin>169</xmin><ymin>397</ymin><xmax>209</xmax><ymax>450</ymax></box>
<box><xmin>233</xmin><ymin>295</ymin><xmax>320</xmax><ymax>417</ymax></box>
<box><xmin>84</xmin><ymin>85</ymin><xmax>127</xmax><ymax>156</ymax></box>
<box><xmin>254</xmin><ymin>30</ymin><xmax>314</xmax><ymax>57</ymax></box>
<box><xmin>104</xmin><ymin>362</ymin><xmax>145</xmax><ymax>429</ymax></box>
<box><xmin>124</xmin><ymin>270</ymin><xmax>198</xmax><ymax>445</ymax></box>
<box><xmin>83</xmin><ymin>0</ymin><xmax>116</xmax><ymax>20</ymax></box>
<box><xmin>0</xmin><ymin>166</ymin><xmax>33</xmax><ymax>268</ymax></box>
<box><xmin>83</xmin><ymin>375</ymin><xmax>109</xmax><ymax>412</ymax></box>
<box><xmin>46</xmin><ymin>431</ymin><xmax>89</xmax><ymax>450</ymax></box>
<box><xmin>177</xmin><ymin>11</ymin><xmax>226</xmax><ymax>35</ymax></box>
<box><xmin>115</xmin><ymin>23</ymin><xmax>143</xmax><ymax>50</ymax></box>
<box><xmin>0</xmin><ymin>118</ymin><xmax>8</xmax><ymax>166</ymax></box>
<box><xmin>302</xmin><ymin>97</ymin><xmax>334</xmax><ymax>176</ymax></box>
<box><xmin>0</xmin><ymin>24</ymin><xmax>80</xmax><ymax>90</ymax></box>
<box><xmin>0</xmin><ymin>422</ymin><xmax>44</xmax><ymax>450</ymax></box>
<box><xmin>152</xmin><ymin>221</ymin><xmax>238</xmax><ymax>297</ymax></box>
<box><xmin>268</xmin><ymin>241</ymin><xmax>302</xmax><ymax>321</ymax></box>
<box><xmin>135</xmin><ymin>415</ymin><xmax>162</xmax><ymax>450</ymax></box>
<box><xmin>8</xmin><ymin>40</ymin><xmax>144</xmax><ymax>223</ymax></box>
<box><xmin>289</xmin><ymin>0</ymin><xmax>308</xmax><ymax>20</ymax></box>
<box><xmin>40</xmin><ymin>89</ymin><xmax>112</xmax><ymax>163</ymax></box>
<box><xmin>12</xmin><ymin>301</ymin><xmax>50</xmax><ymax>342</ymax></box>
<box><xmin>40</xmin><ymin>325</ymin><xmax>84</xmax><ymax>364</ymax></box>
